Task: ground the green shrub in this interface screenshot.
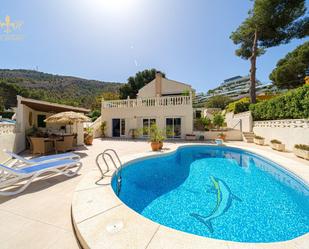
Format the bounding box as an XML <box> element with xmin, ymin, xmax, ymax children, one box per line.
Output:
<box><xmin>205</xmin><ymin>95</ymin><xmax>232</xmax><ymax>109</ymax></box>
<box><xmin>271</xmin><ymin>139</ymin><xmax>282</xmax><ymax>144</ymax></box>
<box><xmin>194</xmin><ymin>117</ymin><xmax>212</xmax><ymax>131</ymax></box>
<box><xmin>295</xmin><ymin>144</ymin><xmax>309</xmax><ymax>151</ymax></box>
<box><xmin>250</xmin><ymin>85</ymin><xmax>309</xmax><ymax>120</ymax></box>
<box><xmin>234</xmin><ymin>101</ymin><xmax>250</xmax><ymax>114</ymax></box>
<box><xmin>213</xmin><ymin>113</ymin><xmax>224</xmax><ymax>128</ymax></box>
<box><xmin>226</xmin><ymin>97</ymin><xmax>251</xmax><ymax>113</ymax></box>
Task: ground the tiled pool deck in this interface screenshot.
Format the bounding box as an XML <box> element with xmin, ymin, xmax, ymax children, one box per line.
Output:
<box><xmin>0</xmin><ymin>139</ymin><xmax>308</xmax><ymax>249</ymax></box>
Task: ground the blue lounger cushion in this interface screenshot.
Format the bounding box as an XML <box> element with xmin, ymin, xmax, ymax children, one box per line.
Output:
<box><xmin>20</xmin><ymin>159</ymin><xmax>77</xmax><ymax>174</ymax></box>
<box><xmin>30</xmin><ymin>153</ymin><xmax>79</xmax><ymax>163</ymax></box>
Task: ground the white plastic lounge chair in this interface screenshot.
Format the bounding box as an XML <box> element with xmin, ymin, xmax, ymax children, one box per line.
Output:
<box><xmin>3</xmin><ymin>149</ymin><xmax>80</xmax><ymax>165</ymax></box>
<box><xmin>0</xmin><ymin>159</ymin><xmax>82</xmax><ymax>196</ymax></box>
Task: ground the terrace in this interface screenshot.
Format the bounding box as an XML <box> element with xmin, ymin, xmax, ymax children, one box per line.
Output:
<box><xmin>0</xmin><ymin>138</ymin><xmax>308</xmax><ymax>249</ymax></box>
<box><xmin>102</xmin><ymin>95</ymin><xmax>192</xmax><ymax>109</ymax></box>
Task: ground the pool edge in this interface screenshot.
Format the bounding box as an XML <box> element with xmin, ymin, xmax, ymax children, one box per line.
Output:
<box><xmin>71</xmin><ymin>143</ymin><xmax>309</xmax><ymax>249</ymax></box>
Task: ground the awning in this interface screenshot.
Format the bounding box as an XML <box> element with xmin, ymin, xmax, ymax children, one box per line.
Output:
<box><xmin>18</xmin><ymin>96</ymin><xmax>90</xmax><ymax>114</ymax></box>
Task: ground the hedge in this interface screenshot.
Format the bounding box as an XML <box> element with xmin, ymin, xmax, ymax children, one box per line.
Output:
<box><xmin>227</xmin><ymin>95</ymin><xmax>277</xmax><ymax>114</ymax></box>
<box><xmin>226</xmin><ymin>98</ymin><xmax>251</xmax><ymax>113</ymax></box>
<box><xmin>249</xmin><ymin>85</ymin><xmax>309</xmax><ymax>121</ymax></box>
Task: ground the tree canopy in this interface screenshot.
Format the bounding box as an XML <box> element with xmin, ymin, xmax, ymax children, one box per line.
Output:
<box><xmin>269</xmin><ymin>41</ymin><xmax>309</xmax><ymax>89</ymax></box>
<box><xmin>205</xmin><ymin>95</ymin><xmax>232</xmax><ymax>109</ymax></box>
<box><xmin>230</xmin><ymin>0</ymin><xmax>308</xmax><ymax>103</ymax></box>
<box><xmin>119</xmin><ymin>69</ymin><xmax>165</xmax><ymax>99</ymax></box>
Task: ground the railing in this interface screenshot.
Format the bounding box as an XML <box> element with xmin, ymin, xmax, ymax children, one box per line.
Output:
<box><xmin>95</xmin><ymin>149</ymin><xmax>123</xmax><ymax>195</ymax></box>
<box><xmin>88</xmin><ymin>116</ymin><xmax>102</xmax><ymax>138</ymax></box>
<box><xmin>102</xmin><ymin>95</ymin><xmax>192</xmax><ymax>109</ymax></box>
<box><xmin>231</xmin><ymin>119</ymin><xmax>242</xmax><ymax>132</ymax></box>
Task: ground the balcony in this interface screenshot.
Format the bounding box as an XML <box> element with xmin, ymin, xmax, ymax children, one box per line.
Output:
<box><xmin>102</xmin><ymin>95</ymin><xmax>192</xmax><ymax>109</ymax></box>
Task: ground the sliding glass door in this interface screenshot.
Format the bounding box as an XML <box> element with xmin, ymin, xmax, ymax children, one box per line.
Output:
<box><xmin>112</xmin><ymin>118</ymin><xmax>125</xmax><ymax>137</ymax></box>
<box><xmin>166</xmin><ymin>118</ymin><xmax>181</xmax><ymax>138</ymax></box>
<box><xmin>143</xmin><ymin>118</ymin><xmax>156</xmax><ymax>136</ymax></box>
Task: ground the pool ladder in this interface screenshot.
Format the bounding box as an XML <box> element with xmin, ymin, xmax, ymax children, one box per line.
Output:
<box><xmin>95</xmin><ymin>149</ymin><xmax>123</xmax><ymax>195</ymax></box>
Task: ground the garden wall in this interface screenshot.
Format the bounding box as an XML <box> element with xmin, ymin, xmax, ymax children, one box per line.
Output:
<box><xmin>193</xmin><ymin>130</ymin><xmax>243</xmax><ymax>141</ymax></box>
<box><xmin>253</xmin><ymin>119</ymin><xmax>309</xmax><ymax>151</ymax></box>
<box><xmin>226</xmin><ymin>111</ymin><xmax>253</xmax><ymax>132</ymax></box>
<box><xmin>0</xmin><ymin>124</ymin><xmax>24</xmax><ymax>163</ymax></box>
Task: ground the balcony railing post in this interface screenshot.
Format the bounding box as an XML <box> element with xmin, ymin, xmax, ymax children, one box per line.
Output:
<box><xmin>127</xmin><ymin>96</ymin><xmax>130</xmax><ymax>108</ymax></box>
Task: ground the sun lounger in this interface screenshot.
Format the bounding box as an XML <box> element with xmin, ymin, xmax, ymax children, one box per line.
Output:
<box><xmin>3</xmin><ymin>149</ymin><xmax>80</xmax><ymax>165</ymax></box>
<box><xmin>0</xmin><ymin>159</ymin><xmax>82</xmax><ymax>196</ymax></box>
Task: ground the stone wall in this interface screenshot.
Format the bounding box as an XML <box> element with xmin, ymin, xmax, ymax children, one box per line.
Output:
<box><xmin>193</xmin><ymin>130</ymin><xmax>243</xmax><ymax>141</ymax></box>
<box><xmin>0</xmin><ymin>124</ymin><xmax>19</xmax><ymax>163</ymax></box>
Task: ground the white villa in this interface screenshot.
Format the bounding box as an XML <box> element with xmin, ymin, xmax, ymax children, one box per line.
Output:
<box><xmin>101</xmin><ymin>72</ymin><xmax>194</xmax><ymax>139</ymax></box>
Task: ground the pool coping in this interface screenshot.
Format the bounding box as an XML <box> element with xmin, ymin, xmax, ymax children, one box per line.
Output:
<box><xmin>71</xmin><ymin>143</ymin><xmax>309</xmax><ymax>249</ymax></box>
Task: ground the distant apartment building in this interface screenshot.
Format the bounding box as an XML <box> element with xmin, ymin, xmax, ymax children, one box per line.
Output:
<box><xmin>194</xmin><ymin>75</ymin><xmax>277</xmax><ymax>105</ymax></box>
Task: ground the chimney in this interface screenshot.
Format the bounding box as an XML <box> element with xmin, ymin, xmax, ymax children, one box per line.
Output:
<box><xmin>155</xmin><ymin>71</ymin><xmax>162</xmax><ymax>96</ymax></box>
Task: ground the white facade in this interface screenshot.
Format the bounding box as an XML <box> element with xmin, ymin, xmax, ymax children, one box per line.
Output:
<box><xmin>101</xmin><ymin>73</ymin><xmax>194</xmax><ymax>139</ymax></box>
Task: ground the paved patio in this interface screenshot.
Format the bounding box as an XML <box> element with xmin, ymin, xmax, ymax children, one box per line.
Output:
<box><xmin>0</xmin><ymin>139</ymin><xmax>308</xmax><ymax>249</ymax></box>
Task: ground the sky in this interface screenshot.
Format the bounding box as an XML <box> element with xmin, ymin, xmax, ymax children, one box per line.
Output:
<box><xmin>0</xmin><ymin>0</ymin><xmax>308</xmax><ymax>92</ymax></box>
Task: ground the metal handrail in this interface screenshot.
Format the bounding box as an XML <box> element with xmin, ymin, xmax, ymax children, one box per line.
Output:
<box><xmin>95</xmin><ymin>149</ymin><xmax>123</xmax><ymax>195</ymax></box>
<box><xmin>231</xmin><ymin>119</ymin><xmax>242</xmax><ymax>131</ymax></box>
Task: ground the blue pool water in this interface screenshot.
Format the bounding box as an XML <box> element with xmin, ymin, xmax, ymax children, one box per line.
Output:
<box><xmin>112</xmin><ymin>146</ymin><xmax>309</xmax><ymax>242</ymax></box>
<box><xmin>0</xmin><ymin>119</ymin><xmax>15</xmax><ymax>124</ymax></box>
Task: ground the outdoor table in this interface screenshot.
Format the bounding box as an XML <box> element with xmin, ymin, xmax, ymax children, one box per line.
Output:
<box><xmin>45</xmin><ymin>136</ymin><xmax>63</xmax><ymax>153</ymax></box>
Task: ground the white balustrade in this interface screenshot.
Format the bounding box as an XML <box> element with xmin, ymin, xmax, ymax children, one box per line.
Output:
<box><xmin>102</xmin><ymin>95</ymin><xmax>191</xmax><ymax>109</ymax></box>
<box><xmin>0</xmin><ymin>124</ymin><xmax>16</xmax><ymax>135</ymax></box>
<box><xmin>254</xmin><ymin>119</ymin><xmax>309</xmax><ymax>129</ymax></box>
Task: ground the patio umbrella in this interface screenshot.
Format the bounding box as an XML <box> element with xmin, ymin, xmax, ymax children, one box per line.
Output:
<box><xmin>44</xmin><ymin>111</ymin><xmax>91</xmax><ymax>133</ymax></box>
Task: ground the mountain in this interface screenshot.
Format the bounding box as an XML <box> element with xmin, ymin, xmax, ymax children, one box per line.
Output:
<box><xmin>0</xmin><ymin>69</ymin><xmax>122</xmax><ymax>110</ymax></box>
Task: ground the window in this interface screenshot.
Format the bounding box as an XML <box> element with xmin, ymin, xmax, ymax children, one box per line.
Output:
<box><xmin>142</xmin><ymin>118</ymin><xmax>156</xmax><ymax>136</ymax></box>
<box><xmin>121</xmin><ymin>119</ymin><xmax>125</xmax><ymax>136</ymax></box>
<box><xmin>195</xmin><ymin>110</ymin><xmax>201</xmax><ymax>119</ymax></box>
<box><xmin>37</xmin><ymin>115</ymin><xmax>46</xmax><ymax>128</ymax></box>
<box><xmin>166</xmin><ymin>118</ymin><xmax>181</xmax><ymax>138</ymax></box>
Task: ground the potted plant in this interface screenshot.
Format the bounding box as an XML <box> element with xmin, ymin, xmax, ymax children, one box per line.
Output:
<box><xmin>158</xmin><ymin>133</ymin><xmax>166</xmax><ymax>149</ymax></box>
<box><xmin>294</xmin><ymin>144</ymin><xmax>309</xmax><ymax>160</ymax></box>
<box><xmin>148</xmin><ymin>124</ymin><xmax>163</xmax><ymax>151</ymax></box>
<box><xmin>254</xmin><ymin>135</ymin><xmax>265</xmax><ymax>145</ymax></box>
<box><xmin>84</xmin><ymin>127</ymin><xmax>94</xmax><ymax>145</ymax></box>
<box><xmin>217</xmin><ymin>132</ymin><xmax>226</xmax><ymax>141</ymax></box>
<box><xmin>270</xmin><ymin>139</ymin><xmax>285</xmax><ymax>152</ymax></box>
<box><xmin>100</xmin><ymin>121</ymin><xmax>107</xmax><ymax>137</ymax></box>
<box><xmin>186</xmin><ymin>134</ymin><xmax>196</xmax><ymax>140</ymax></box>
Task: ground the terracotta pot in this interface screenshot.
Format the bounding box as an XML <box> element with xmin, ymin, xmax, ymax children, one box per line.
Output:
<box><xmin>85</xmin><ymin>135</ymin><xmax>94</xmax><ymax>145</ymax></box>
<box><xmin>294</xmin><ymin>148</ymin><xmax>309</xmax><ymax>160</ymax></box>
<box><xmin>151</xmin><ymin>142</ymin><xmax>160</xmax><ymax>151</ymax></box>
<box><xmin>159</xmin><ymin>141</ymin><xmax>163</xmax><ymax>149</ymax></box>
<box><xmin>217</xmin><ymin>134</ymin><xmax>226</xmax><ymax>141</ymax></box>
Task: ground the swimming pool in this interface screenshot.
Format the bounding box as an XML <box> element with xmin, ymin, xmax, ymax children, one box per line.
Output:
<box><xmin>112</xmin><ymin>145</ymin><xmax>309</xmax><ymax>243</ymax></box>
<box><xmin>0</xmin><ymin>119</ymin><xmax>16</xmax><ymax>124</ymax></box>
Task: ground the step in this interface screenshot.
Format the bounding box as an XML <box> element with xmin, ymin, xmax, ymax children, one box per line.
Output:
<box><xmin>242</xmin><ymin>132</ymin><xmax>255</xmax><ymax>143</ymax></box>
